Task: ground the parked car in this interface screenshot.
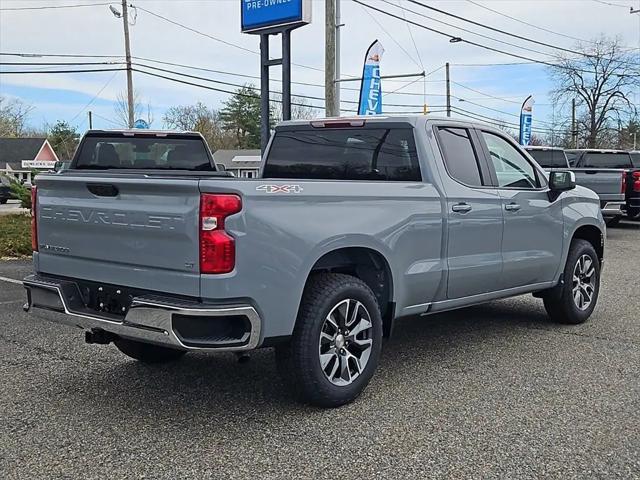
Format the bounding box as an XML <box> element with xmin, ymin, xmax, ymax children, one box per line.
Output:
<box><xmin>566</xmin><ymin>149</ymin><xmax>640</xmax><ymax>220</ymax></box>
<box><xmin>0</xmin><ymin>175</ymin><xmax>14</xmax><ymax>204</ymax></box>
<box><xmin>525</xmin><ymin>146</ymin><xmax>625</xmax><ymax>225</ymax></box>
<box><xmin>23</xmin><ymin>120</ymin><xmax>605</xmax><ymax>407</ymax></box>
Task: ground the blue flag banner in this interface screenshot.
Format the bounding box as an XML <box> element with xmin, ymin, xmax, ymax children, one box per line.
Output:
<box><xmin>519</xmin><ymin>95</ymin><xmax>534</xmax><ymax>145</ymax></box>
<box><xmin>358</xmin><ymin>40</ymin><xmax>385</xmax><ymax>116</ymax></box>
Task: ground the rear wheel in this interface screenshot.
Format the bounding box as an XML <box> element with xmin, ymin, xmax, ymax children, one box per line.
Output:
<box><xmin>275</xmin><ymin>273</ymin><xmax>383</xmax><ymax>407</ymax></box>
<box><xmin>114</xmin><ymin>338</ymin><xmax>186</xmax><ymax>364</ymax></box>
<box><xmin>627</xmin><ymin>207</ymin><xmax>640</xmax><ymax>220</ymax></box>
<box><xmin>543</xmin><ymin>239</ymin><xmax>600</xmax><ymax>324</ymax></box>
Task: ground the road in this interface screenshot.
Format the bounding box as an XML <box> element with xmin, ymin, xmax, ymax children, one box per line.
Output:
<box><xmin>1</xmin><ymin>221</ymin><xmax>639</xmax><ymax>479</ymax></box>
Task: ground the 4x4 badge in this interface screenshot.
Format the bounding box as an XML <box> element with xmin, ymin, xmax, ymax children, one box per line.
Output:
<box><xmin>256</xmin><ymin>184</ymin><xmax>303</xmax><ymax>194</ymax></box>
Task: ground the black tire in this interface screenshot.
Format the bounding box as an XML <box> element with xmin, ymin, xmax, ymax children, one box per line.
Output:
<box><xmin>114</xmin><ymin>338</ymin><xmax>186</xmax><ymax>364</ymax></box>
<box><xmin>275</xmin><ymin>273</ymin><xmax>383</xmax><ymax>408</ymax></box>
<box><xmin>543</xmin><ymin>239</ymin><xmax>600</xmax><ymax>325</ymax></box>
<box><xmin>627</xmin><ymin>207</ymin><xmax>640</xmax><ymax>220</ymax></box>
<box><xmin>605</xmin><ymin>216</ymin><xmax>621</xmax><ymax>227</ymax></box>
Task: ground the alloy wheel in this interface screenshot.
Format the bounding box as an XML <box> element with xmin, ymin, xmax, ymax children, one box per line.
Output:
<box><xmin>572</xmin><ymin>254</ymin><xmax>596</xmax><ymax>311</ymax></box>
<box><xmin>318</xmin><ymin>298</ymin><xmax>374</xmax><ymax>386</ymax></box>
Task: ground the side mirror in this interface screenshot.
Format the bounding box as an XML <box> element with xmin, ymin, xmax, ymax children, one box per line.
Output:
<box><xmin>549</xmin><ymin>170</ymin><xmax>576</xmax><ymax>192</ymax></box>
<box><xmin>53</xmin><ymin>160</ymin><xmax>63</xmax><ymax>172</ymax></box>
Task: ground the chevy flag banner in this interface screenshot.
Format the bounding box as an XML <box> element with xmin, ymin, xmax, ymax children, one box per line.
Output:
<box><xmin>358</xmin><ymin>40</ymin><xmax>385</xmax><ymax>116</ymax></box>
<box><xmin>519</xmin><ymin>95</ymin><xmax>534</xmax><ymax>146</ymax></box>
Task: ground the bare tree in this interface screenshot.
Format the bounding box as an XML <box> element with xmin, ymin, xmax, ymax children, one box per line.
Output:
<box><xmin>549</xmin><ymin>37</ymin><xmax>639</xmax><ymax>148</ymax></box>
<box><xmin>163</xmin><ymin>102</ymin><xmax>235</xmax><ymax>151</ymax></box>
<box><xmin>0</xmin><ymin>96</ymin><xmax>34</xmax><ymax>137</ymax></box>
<box><xmin>270</xmin><ymin>93</ymin><xmax>317</xmax><ymax>123</ymax></box>
<box><xmin>114</xmin><ymin>89</ymin><xmax>153</xmax><ymax>128</ymax></box>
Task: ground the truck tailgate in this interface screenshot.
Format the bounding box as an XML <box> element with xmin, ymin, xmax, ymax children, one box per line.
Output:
<box><xmin>573</xmin><ymin>169</ymin><xmax>623</xmax><ymax>201</ymax></box>
<box><xmin>35</xmin><ymin>173</ymin><xmax>201</xmax><ymax>296</ymax></box>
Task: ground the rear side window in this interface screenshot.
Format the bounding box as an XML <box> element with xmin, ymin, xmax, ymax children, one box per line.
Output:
<box><xmin>631</xmin><ymin>152</ymin><xmax>640</xmax><ymax>167</ymax></box>
<box><xmin>263</xmin><ymin>127</ymin><xmax>421</xmax><ymax>181</ymax></box>
<box><xmin>527</xmin><ymin>149</ymin><xmax>568</xmax><ymax>169</ymax></box>
<box><xmin>583</xmin><ymin>152</ymin><xmax>633</xmax><ymax>169</ymax></box>
<box><xmin>437</xmin><ymin>127</ymin><xmax>484</xmax><ymax>186</ymax></box>
<box><xmin>74</xmin><ymin>135</ymin><xmax>214</xmax><ymax>171</ymax></box>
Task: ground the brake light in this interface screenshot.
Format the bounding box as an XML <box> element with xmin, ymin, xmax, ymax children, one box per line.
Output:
<box><xmin>199</xmin><ymin>194</ymin><xmax>242</xmax><ymax>274</ymax></box>
<box><xmin>31</xmin><ymin>186</ymin><xmax>38</xmax><ymax>252</ymax></box>
<box><xmin>622</xmin><ymin>171</ymin><xmax>627</xmax><ymax>193</ymax></box>
<box><xmin>633</xmin><ymin>171</ymin><xmax>640</xmax><ymax>193</ymax></box>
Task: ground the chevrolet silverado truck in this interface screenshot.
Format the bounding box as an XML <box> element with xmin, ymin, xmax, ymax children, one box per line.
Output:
<box><xmin>567</xmin><ymin>149</ymin><xmax>640</xmax><ymax>220</ymax></box>
<box><xmin>525</xmin><ymin>146</ymin><xmax>625</xmax><ymax>225</ymax></box>
<box><xmin>23</xmin><ymin>119</ymin><xmax>605</xmax><ymax>407</ymax></box>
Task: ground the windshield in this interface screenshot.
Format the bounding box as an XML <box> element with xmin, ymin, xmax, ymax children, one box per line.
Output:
<box><xmin>527</xmin><ymin>149</ymin><xmax>568</xmax><ymax>169</ymax></box>
<box><xmin>74</xmin><ymin>134</ymin><xmax>214</xmax><ymax>171</ymax></box>
<box><xmin>583</xmin><ymin>152</ymin><xmax>632</xmax><ymax>169</ymax></box>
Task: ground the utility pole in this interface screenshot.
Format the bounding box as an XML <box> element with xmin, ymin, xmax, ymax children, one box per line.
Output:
<box><xmin>632</xmin><ymin>132</ymin><xmax>637</xmax><ymax>150</ymax></box>
<box><xmin>571</xmin><ymin>98</ymin><xmax>577</xmax><ymax>148</ymax></box>
<box><xmin>335</xmin><ymin>0</ymin><xmax>342</xmax><ymax>116</ymax></box>
<box><xmin>445</xmin><ymin>62</ymin><xmax>451</xmax><ymax>117</ymax></box>
<box><xmin>121</xmin><ymin>0</ymin><xmax>134</xmax><ymax>128</ymax></box>
<box><xmin>325</xmin><ymin>0</ymin><xmax>337</xmax><ymax>117</ymax></box>
<box><xmin>88</xmin><ymin>110</ymin><xmax>93</xmax><ymax>129</ymax></box>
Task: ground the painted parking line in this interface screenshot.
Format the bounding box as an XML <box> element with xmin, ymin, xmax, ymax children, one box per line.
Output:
<box><xmin>0</xmin><ymin>275</ymin><xmax>22</xmax><ymax>285</ymax></box>
<box><xmin>0</xmin><ymin>300</ymin><xmax>23</xmax><ymax>306</ymax></box>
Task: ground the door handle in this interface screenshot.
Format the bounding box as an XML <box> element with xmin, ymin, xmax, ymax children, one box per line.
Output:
<box><xmin>505</xmin><ymin>203</ymin><xmax>521</xmax><ymax>212</ymax></box>
<box><xmin>87</xmin><ymin>183</ymin><xmax>119</xmax><ymax>197</ymax></box>
<box><xmin>451</xmin><ymin>202</ymin><xmax>472</xmax><ymax>213</ymax></box>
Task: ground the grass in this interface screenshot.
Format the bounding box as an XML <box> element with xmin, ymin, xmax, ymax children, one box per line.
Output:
<box><xmin>0</xmin><ymin>214</ymin><xmax>32</xmax><ymax>258</ymax></box>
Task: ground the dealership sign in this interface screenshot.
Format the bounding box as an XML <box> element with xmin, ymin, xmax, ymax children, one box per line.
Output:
<box><xmin>21</xmin><ymin>160</ymin><xmax>56</xmax><ymax>169</ymax></box>
<box><xmin>241</xmin><ymin>0</ymin><xmax>311</xmax><ymax>33</ymax></box>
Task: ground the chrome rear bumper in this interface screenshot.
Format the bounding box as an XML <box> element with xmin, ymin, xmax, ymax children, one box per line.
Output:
<box><xmin>23</xmin><ymin>274</ymin><xmax>261</xmax><ymax>352</ymax></box>
<box><xmin>601</xmin><ymin>202</ymin><xmax>625</xmax><ymax>217</ymax></box>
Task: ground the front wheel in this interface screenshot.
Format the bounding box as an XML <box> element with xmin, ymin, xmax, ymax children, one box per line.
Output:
<box><xmin>114</xmin><ymin>338</ymin><xmax>187</xmax><ymax>364</ymax></box>
<box><xmin>543</xmin><ymin>239</ymin><xmax>600</xmax><ymax>324</ymax></box>
<box><xmin>275</xmin><ymin>273</ymin><xmax>383</xmax><ymax>407</ymax></box>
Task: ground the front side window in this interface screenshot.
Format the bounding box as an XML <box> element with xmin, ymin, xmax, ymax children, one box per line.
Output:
<box><xmin>437</xmin><ymin>127</ymin><xmax>484</xmax><ymax>187</ymax></box>
<box><xmin>482</xmin><ymin>132</ymin><xmax>539</xmax><ymax>189</ymax></box>
<box><xmin>263</xmin><ymin>127</ymin><xmax>421</xmax><ymax>181</ymax></box>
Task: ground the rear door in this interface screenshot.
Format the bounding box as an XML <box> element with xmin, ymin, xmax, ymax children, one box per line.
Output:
<box><xmin>36</xmin><ymin>173</ymin><xmax>201</xmax><ymax>296</ymax></box>
<box><xmin>477</xmin><ymin>131</ymin><xmax>563</xmax><ymax>289</ymax></box>
<box><xmin>433</xmin><ymin>125</ymin><xmax>504</xmax><ymax>299</ymax></box>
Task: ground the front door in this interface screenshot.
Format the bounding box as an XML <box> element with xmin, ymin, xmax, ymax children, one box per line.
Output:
<box><xmin>434</xmin><ymin>125</ymin><xmax>504</xmax><ymax>299</ymax></box>
<box><xmin>478</xmin><ymin>131</ymin><xmax>564</xmax><ymax>288</ymax></box>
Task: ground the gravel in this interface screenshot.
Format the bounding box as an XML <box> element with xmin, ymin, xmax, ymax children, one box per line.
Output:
<box><xmin>1</xmin><ymin>220</ymin><xmax>639</xmax><ymax>479</ymax></box>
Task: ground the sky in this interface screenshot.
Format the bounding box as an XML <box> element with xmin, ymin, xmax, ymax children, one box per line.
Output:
<box><xmin>0</xmin><ymin>0</ymin><xmax>639</xmax><ymax>135</ymax></box>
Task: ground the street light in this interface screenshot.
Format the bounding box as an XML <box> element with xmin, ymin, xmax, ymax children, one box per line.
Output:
<box><xmin>109</xmin><ymin>5</ymin><xmax>122</xmax><ymax>18</ymax></box>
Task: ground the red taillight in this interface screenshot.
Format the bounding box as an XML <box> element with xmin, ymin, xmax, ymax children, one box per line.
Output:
<box><xmin>31</xmin><ymin>186</ymin><xmax>38</xmax><ymax>252</ymax></box>
<box><xmin>199</xmin><ymin>194</ymin><xmax>242</xmax><ymax>274</ymax></box>
<box><xmin>633</xmin><ymin>171</ymin><xmax>640</xmax><ymax>193</ymax></box>
<box><xmin>621</xmin><ymin>171</ymin><xmax>627</xmax><ymax>194</ymax></box>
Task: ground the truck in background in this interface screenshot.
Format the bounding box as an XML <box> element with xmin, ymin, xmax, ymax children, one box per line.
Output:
<box><xmin>525</xmin><ymin>146</ymin><xmax>625</xmax><ymax>225</ymax></box>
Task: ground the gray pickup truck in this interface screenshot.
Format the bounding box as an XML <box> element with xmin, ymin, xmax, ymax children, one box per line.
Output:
<box><xmin>23</xmin><ymin>118</ymin><xmax>605</xmax><ymax>407</ymax></box>
<box><xmin>525</xmin><ymin>146</ymin><xmax>625</xmax><ymax>225</ymax></box>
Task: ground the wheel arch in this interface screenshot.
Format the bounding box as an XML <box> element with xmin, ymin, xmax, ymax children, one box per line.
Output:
<box><xmin>571</xmin><ymin>224</ymin><xmax>604</xmax><ymax>264</ymax></box>
<box><xmin>300</xmin><ymin>246</ymin><xmax>396</xmax><ymax>338</ymax></box>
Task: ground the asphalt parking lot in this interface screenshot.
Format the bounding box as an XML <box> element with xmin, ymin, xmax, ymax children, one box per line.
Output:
<box><xmin>1</xmin><ymin>221</ymin><xmax>639</xmax><ymax>479</ymax></box>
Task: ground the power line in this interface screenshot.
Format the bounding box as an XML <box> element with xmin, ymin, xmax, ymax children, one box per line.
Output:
<box><xmin>592</xmin><ymin>0</ymin><xmax>634</xmax><ymax>8</ymax></box>
<box><xmin>405</xmin><ymin>0</ymin><xmax>596</xmax><ymax>59</ymax></box>
<box><xmin>134</xmin><ymin>5</ymin><xmax>338</xmax><ymax>76</ymax></box>
<box><xmin>0</xmin><ymin>67</ymin><xmax>127</xmax><ymax>74</ymax></box>
<box><xmin>0</xmin><ymin>2</ymin><xmax>111</xmax><ymax>11</ymax></box>
<box><xmin>0</xmin><ymin>61</ymin><xmax>124</xmax><ymax>66</ymax></box>
<box><xmin>465</xmin><ymin>0</ymin><xmax>595</xmax><ymax>46</ymax></box>
<box><xmin>379</xmin><ymin>0</ymin><xmax>567</xmax><ymax>59</ymax></box>
<box><xmin>69</xmin><ymin>70</ymin><xmax>119</xmax><ymax>123</ymax></box>
<box><xmin>0</xmin><ymin>52</ymin><xmax>122</xmax><ymax>59</ymax></box>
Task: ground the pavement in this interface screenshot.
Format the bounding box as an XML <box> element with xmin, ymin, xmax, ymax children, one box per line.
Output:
<box><xmin>0</xmin><ymin>220</ymin><xmax>639</xmax><ymax>479</ymax></box>
<box><xmin>0</xmin><ymin>199</ymin><xmax>28</xmax><ymax>216</ymax></box>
